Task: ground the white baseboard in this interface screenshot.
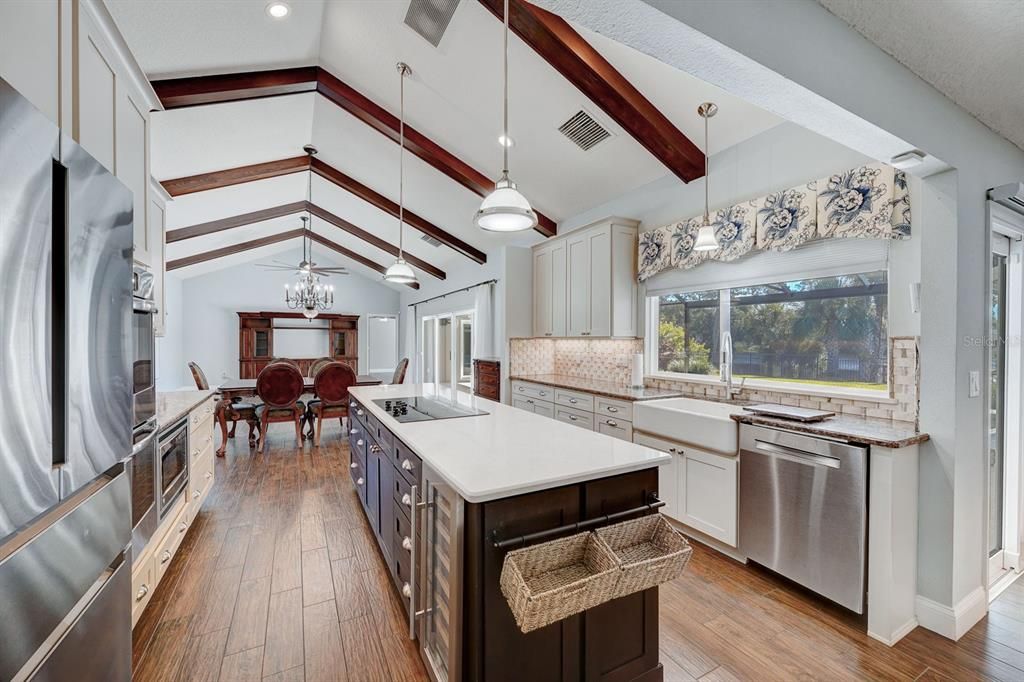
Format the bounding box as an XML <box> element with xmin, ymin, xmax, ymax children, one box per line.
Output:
<box><xmin>868</xmin><ymin>616</ymin><xmax>918</xmax><ymax>646</ymax></box>
<box><xmin>916</xmin><ymin>587</ymin><xmax>988</xmax><ymax>640</ymax></box>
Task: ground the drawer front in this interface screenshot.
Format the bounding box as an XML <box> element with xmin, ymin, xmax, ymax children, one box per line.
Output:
<box><xmin>595</xmin><ymin>396</ymin><xmax>634</xmax><ymax>422</ymax></box>
<box><xmin>554</xmin><ymin>405</ymin><xmax>594</xmax><ymax>430</ymax></box>
<box><xmin>349</xmin><ymin>399</ymin><xmax>368</xmax><ymax>429</ymax></box>
<box><xmin>393</xmin><ymin>470</ymin><xmax>414</xmax><ymax>513</ymax></box>
<box><xmin>189</xmin><ymin>452</ymin><xmax>215</xmax><ymax>521</ymax></box>
<box><xmin>393</xmin><ymin>440</ymin><xmax>422</xmax><ymax>487</ymax></box>
<box><xmin>533</xmin><ymin>400</ymin><xmax>555</xmax><ymax>419</ymax></box>
<box><xmin>511</xmin><ymin>396</ymin><xmax>534</xmax><ymax>413</ymax></box>
<box><xmin>596</xmin><ymin>417</ymin><xmax>634</xmax><ymax>442</ymax></box>
<box><xmin>154</xmin><ymin>500</ymin><xmax>188</xmax><ymax>583</ymax></box>
<box><xmin>190</xmin><ymin>429</ymin><xmax>214</xmax><ymax>466</ymax></box>
<box><xmin>554</xmin><ymin>387</ymin><xmax>595</xmax><ymax>412</ymax></box>
<box><xmin>351</xmin><ymin>448</ymin><xmax>367</xmax><ymax>501</ymax></box>
<box><xmin>189</xmin><ymin>398</ymin><xmax>216</xmax><ymax>437</ymax></box>
<box><xmin>510</xmin><ymin>380</ymin><xmax>554</xmax><ymax>402</ymax></box>
<box><xmin>131</xmin><ymin>555</ymin><xmax>154</xmax><ymax>628</ymax></box>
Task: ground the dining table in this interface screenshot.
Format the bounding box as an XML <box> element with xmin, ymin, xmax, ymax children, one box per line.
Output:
<box><xmin>215</xmin><ymin>375</ymin><xmax>383</xmax><ymax>455</ymax></box>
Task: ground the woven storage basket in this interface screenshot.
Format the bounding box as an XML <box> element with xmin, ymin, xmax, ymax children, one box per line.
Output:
<box><xmin>595</xmin><ymin>514</ymin><xmax>692</xmax><ymax>599</ymax></box>
<box><xmin>499</xmin><ymin>530</ymin><xmax>620</xmax><ymax>633</ymax></box>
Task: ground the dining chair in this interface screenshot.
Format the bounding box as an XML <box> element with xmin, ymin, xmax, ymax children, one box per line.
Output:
<box><xmin>391</xmin><ymin>357</ymin><xmax>409</xmax><ymax>385</ymax></box>
<box><xmin>269</xmin><ymin>357</ymin><xmax>300</xmax><ymax>369</ymax></box>
<box><xmin>254</xmin><ymin>363</ymin><xmax>305</xmax><ymax>451</ymax></box>
<box><xmin>189</xmin><ymin>361</ymin><xmax>259</xmax><ymax>445</ymax></box>
<box><xmin>309</xmin><ymin>357</ymin><xmax>333</xmax><ymax>378</ymax></box>
<box><xmin>305</xmin><ymin>362</ymin><xmax>357</xmax><ymax>446</ymax></box>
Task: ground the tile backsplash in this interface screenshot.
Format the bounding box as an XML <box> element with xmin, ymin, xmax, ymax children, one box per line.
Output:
<box><xmin>509</xmin><ymin>336</ymin><xmax>920</xmax><ymax>425</ymax></box>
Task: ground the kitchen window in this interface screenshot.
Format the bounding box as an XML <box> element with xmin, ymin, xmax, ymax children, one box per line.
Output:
<box><xmin>650</xmin><ymin>270</ymin><xmax>889</xmax><ymax>392</ymax></box>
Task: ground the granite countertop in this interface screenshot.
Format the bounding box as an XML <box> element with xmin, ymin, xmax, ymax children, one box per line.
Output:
<box><xmin>730</xmin><ymin>411</ymin><xmax>929</xmax><ymax>448</ymax></box>
<box><xmin>509</xmin><ymin>374</ymin><xmax>688</xmax><ymax>402</ymax></box>
<box><xmin>157</xmin><ymin>389</ymin><xmax>216</xmax><ymax>428</ymax></box>
<box><xmin>349</xmin><ymin>384</ymin><xmax>669</xmax><ymax>503</ymax></box>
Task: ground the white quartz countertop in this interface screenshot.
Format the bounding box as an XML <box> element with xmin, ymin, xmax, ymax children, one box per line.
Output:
<box><xmin>348</xmin><ymin>384</ymin><xmax>670</xmax><ymax>504</ymax></box>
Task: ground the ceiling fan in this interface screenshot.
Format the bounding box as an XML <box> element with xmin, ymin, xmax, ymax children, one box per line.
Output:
<box><xmin>256</xmin><ymin>217</ymin><xmax>349</xmax><ymax>277</ymax></box>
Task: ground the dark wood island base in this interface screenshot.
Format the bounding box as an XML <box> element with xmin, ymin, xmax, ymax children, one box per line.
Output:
<box><xmin>347</xmin><ymin>391</ymin><xmax>666</xmax><ymax>682</ymax></box>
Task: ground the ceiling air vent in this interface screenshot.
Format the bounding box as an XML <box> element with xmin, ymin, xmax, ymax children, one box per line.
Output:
<box><xmin>420</xmin><ymin>233</ymin><xmax>443</xmax><ymax>247</ymax></box>
<box><xmin>404</xmin><ymin>0</ymin><xmax>461</xmax><ymax>48</ymax></box>
<box><xmin>990</xmin><ymin>182</ymin><xmax>1024</xmax><ymax>213</ymax></box>
<box><xmin>558</xmin><ymin>110</ymin><xmax>611</xmax><ymax>151</ymax></box>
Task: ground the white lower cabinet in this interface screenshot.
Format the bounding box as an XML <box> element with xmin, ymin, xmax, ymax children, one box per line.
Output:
<box><xmin>632</xmin><ymin>431</ymin><xmax>738</xmax><ymax>547</ymax></box>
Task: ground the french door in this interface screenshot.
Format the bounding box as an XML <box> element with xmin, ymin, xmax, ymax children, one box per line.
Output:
<box><xmin>989</xmin><ymin>229</ymin><xmax>1023</xmax><ymax>592</ymax></box>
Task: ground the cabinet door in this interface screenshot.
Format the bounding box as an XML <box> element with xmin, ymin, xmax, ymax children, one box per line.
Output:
<box><xmin>366</xmin><ymin>445</ymin><xmax>380</xmax><ymax>534</ymax></box>
<box><xmin>118</xmin><ymin>91</ymin><xmax>149</xmax><ymax>266</ymax></box>
<box><xmin>77</xmin><ymin>28</ymin><xmax>116</xmax><ymax>172</ymax></box>
<box><xmin>378</xmin><ymin>454</ymin><xmax>394</xmax><ymax>564</ymax></box>
<box><xmin>587</xmin><ymin>227</ymin><xmax>611</xmax><ymax>337</ymax></box>
<box><xmin>679</xmin><ymin>447</ymin><xmax>738</xmax><ymax>546</ymax></box>
<box><xmin>532</xmin><ymin>247</ymin><xmax>552</xmax><ymax>337</ymax></box>
<box><xmin>0</xmin><ymin>0</ymin><xmax>59</xmax><ymax>123</ymax></box>
<box><xmin>632</xmin><ymin>432</ymin><xmax>679</xmax><ymax>518</ymax></box>
<box><xmin>551</xmin><ymin>241</ymin><xmax>567</xmax><ymax>337</ymax></box>
<box><xmin>610</xmin><ymin>225</ymin><xmax>637</xmax><ymax>337</ymax></box>
<box><xmin>566</xmin><ymin>232</ymin><xmax>590</xmax><ymax>336</ymax></box>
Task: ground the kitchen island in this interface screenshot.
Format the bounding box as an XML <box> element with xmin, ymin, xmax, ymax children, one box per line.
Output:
<box><xmin>347</xmin><ymin>383</ymin><xmax>671</xmax><ymax>682</ymax></box>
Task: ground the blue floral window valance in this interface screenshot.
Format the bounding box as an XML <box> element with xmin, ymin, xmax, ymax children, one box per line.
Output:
<box><xmin>638</xmin><ymin>162</ymin><xmax>910</xmax><ymax>281</ymax></box>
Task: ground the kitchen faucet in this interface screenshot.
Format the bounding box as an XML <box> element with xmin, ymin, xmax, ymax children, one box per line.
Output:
<box><xmin>720</xmin><ymin>332</ymin><xmax>744</xmax><ymax>398</ymax></box>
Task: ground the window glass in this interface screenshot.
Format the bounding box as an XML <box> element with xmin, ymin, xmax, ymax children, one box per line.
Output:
<box><xmin>653</xmin><ymin>270</ymin><xmax>888</xmax><ymax>391</ymax></box>
<box><xmin>657</xmin><ymin>289</ymin><xmax>720</xmax><ymax>376</ymax></box>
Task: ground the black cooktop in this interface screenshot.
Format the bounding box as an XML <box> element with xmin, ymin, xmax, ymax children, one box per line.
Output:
<box><xmin>373</xmin><ymin>397</ymin><xmax>489</xmax><ymax>423</ymax></box>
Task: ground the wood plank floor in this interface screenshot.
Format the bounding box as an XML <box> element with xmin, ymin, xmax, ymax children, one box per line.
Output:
<box><xmin>134</xmin><ymin>421</ymin><xmax>1024</xmax><ymax>681</ymax></box>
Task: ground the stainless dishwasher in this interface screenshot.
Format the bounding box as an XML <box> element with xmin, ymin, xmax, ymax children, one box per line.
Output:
<box><xmin>739</xmin><ymin>424</ymin><xmax>868</xmax><ymax>613</ymax></box>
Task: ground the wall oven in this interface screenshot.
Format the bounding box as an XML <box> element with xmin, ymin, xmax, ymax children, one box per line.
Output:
<box><xmin>132</xmin><ymin>265</ymin><xmax>156</xmax><ymax>429</ymax></box>
<box><xmin>157</xmin><ymin>418</ymin><xmax>189</xmax><ymax>520</ymax></box>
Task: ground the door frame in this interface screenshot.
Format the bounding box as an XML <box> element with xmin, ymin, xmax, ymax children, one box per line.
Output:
<box><xmin>987</xmin><ymin>202</ymin><xmax>1024</xmax><ymax>597</ymax></box>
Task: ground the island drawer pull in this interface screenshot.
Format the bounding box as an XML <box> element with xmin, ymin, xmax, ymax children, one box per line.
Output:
<box><xmin>350</xmin><ymin>462</ymin><xmax>359</xmax><ymax>469</ymax></box>
<box><xmin>402</xmin><ymin>536</ymin><xmax>412</xmax><ymax>551</ymax></box>
<box><xmin>356</xmin><ymin>477</ymin><xmax>364</xmax><ymax>486</ymax></box>
<box><xmin>401</xmin><ymin>459</ymin><xmax>414</xmax><ymax>471</ymax></box>
<box><xmin>401</xmin><ymin>493</ymin><xmax>412</xmax><ymax>507</ymax></box>
<box><xmin>356</xmin><ymin>439</ymin><xmax>364</xmax><ymax>447</ymax></box>
<box><xmin>349</xmin><ymin>428</ymin><xmax>358</xmax><ymax>435</ymax></box>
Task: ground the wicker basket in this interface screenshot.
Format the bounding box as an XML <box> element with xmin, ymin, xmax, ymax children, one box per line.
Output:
<box><xmin>595</xmin><ymin>514</ymin><xmax>692</xmax><ymax>599</ymax></box>
<box><xmin>499</xmin><ymin>530</ymin><xmax>621</xmax><ymax>633</ymax></box>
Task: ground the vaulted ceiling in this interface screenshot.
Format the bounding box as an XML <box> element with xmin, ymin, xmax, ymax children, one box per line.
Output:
<box><xmin>107</xmin><ymin>0</ymin><xmax>781</xmax><ymax>283</ymax></box>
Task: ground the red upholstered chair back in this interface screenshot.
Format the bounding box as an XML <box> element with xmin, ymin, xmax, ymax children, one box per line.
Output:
<box><xmin>392</xmin><ymin>357</ymin><xmax>409</xmax><ymax>385</ymax></box>
<box><xmin>256</xmin><ymin>363</ymin><xmax>304</xmax><ymax>408</ymax></box>
<box><xmin>314</xmin><ymin>362</ymin><xmax>357</xmax><ymax>405</ymax></box>
<box><xmin>188</xmin><ymin>362</ymin><xmax>210</xmax><ymax>390</ymax></box>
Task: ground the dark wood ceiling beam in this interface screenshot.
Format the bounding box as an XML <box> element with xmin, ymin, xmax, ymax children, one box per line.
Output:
<box><xmin>478</xmin><ymin>0</ymin><xmax>705</xmax><ymax>183</ymax></box>
<box><xmin>152</xmin><ymin>66</ymin><xmax>318</xmax><ymax>108</ymax></box>
<box><xmin>165</xmin><ymin>201</ymin><xmax>307</xmax><ymax>243</ymax></box>
<box><xmin>305</xmin><ymin>231</ymin><xmax>420</xmax><ymax>289</ymax></box>
<box><xmin>165</xmin><ymin>227</ymin><xmax>420</xmax><ymax>289</ymax></box>
<box><xmin>161</xmin><ymin>157</ymin><xmax>486</xmax><ymax>264</ymax></box>
<box><xmin>161</xmin><ymin>156</ymin><xmax>308</xmax><ymax>196</ymax></box>
<box><xmin>151</xmin><ymin>66</ymin><xmax>557</xmax><ymax>238</ymax></box>
<box><xmin>166</xmin><ymin>228</ymin><xmax>305</xmax><ymax>271</ymax></box>
<box><xmin>309</xmin><ymin>157</ymin><xmax>486</xmax><ymax>265</ymax></box>
<box><xmin>162</xmin><ymin>199</ymin><xmax>447</xmax><ymax>280</ymax></box>
<box><xmin>306</xmin><ymin>202</ymin><xmax>446</xmax><ymax>280</ymax></box>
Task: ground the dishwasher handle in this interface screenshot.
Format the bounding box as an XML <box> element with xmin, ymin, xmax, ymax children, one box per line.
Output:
<box><xmin>753</xmin><ymin>439</ymin><xmax>841</xmax><ymax>469</ymax></box>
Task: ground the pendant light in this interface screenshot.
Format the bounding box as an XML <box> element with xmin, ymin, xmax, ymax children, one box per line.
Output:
<box><xmin>474</xmin><ymin>0</ymin><xmax>538</xmax><ymax>232</ymax></box>
<box><xmin>693</xmin><ymin>102</ymin><xmax>719</xmax><ymax>252</ymax></box>
<box><xmin>385</xmin><ymin>62</ymin><xmax>419</xmax><ymax>285</ymax></box>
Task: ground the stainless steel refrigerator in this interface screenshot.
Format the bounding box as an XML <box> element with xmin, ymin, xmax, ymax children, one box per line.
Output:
<box><xmin>0</xmin><ymin>78</ymin><xmax>133</xmax><ymax>681</ymax></box>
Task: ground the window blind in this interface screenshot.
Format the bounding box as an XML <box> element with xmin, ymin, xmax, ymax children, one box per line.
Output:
<box><xmin>642</xmin><ymin>237</ymin><xmax>889</xmax><ymax>297</ymax></box>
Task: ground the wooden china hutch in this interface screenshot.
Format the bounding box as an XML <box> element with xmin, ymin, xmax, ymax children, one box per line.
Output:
<box><xmin>238</xmin><ymin>311</ymin><xmax>360</xmax><ymax>378</ymax></box>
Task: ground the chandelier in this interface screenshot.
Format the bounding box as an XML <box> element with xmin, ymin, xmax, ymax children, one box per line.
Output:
<box><xmin>283</xmin><ymin>222</ymin><xmax>335</xmax><ymax>318</ymax></box>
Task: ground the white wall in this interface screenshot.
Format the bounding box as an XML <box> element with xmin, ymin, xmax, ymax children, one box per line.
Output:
<box><xmin>178</xmin><ymin>248</ymin><xmax>400</xmax><ymax>385</ymax></box>
<box><xmin>155</xmin><ymin>273</ymin><xmax>187</xmax><ymax>390</ymax></box>
<box><xmin>537</xmin><ymin>0</ymin><xmax>1024</xmax><ymax>632</ymax></box>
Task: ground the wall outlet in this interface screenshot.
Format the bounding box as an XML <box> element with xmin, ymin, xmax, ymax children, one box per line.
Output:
<box><xmin>969</xmin><ymin>370</ymin><xmax>981</xmax><ymax>398</ymax></box>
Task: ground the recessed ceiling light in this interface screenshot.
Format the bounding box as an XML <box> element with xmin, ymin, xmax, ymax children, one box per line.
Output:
<box><xmin>266</xmin><ymin>1</ymin><xmax>290</xmax><ymax>19</ymax></box>
<box><xmin>890</xmin><ymin>150</ymin><xmax>925</xmax><ymax>170</ymax></box>
<box><xmin>498</xmin><ymin>134</ymin><xmax>515</xmax><ymax>148</ymax></box>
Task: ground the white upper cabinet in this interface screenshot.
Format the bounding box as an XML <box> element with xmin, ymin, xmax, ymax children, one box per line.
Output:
<box><xmin>0</xmin><ymin>1</ymin><xmax>60</xmax><ymax>123</ymax></box>
<box><xmin>532</xmin><ymin>217</ymin><xmax>638</xmax><ymax>338</ymax></box>
<box><xmin>77</xmin><ymin>23</ymin><xmax>117</xmax><ymax>172</ymax></box>
<box><xmin>118</xmin><ymin>91</ymin><xmax>149</xmax><ymax>264</ymax></box>
<box><xmin>533</xmin><ymin>240</ymin><xmax>567</xmax><ymax>337</ymax></box>
<box><xmin>149</xmin><ymin>178</ymin><xmax>169</xmax><ymax>337</ymax></box>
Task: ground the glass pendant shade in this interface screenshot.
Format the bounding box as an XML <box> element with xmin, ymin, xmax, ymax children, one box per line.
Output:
<box><xmin>693</xmin><ymin>222</ymin><xmax>719</xmax><ymax>251</ymax></box>
<box><xmin>302</xmin><ymin>306</ymin><xmax>318</xmax><ymax>319</ymax></box>
<box><xmin>384</xmin><ymin>257</ymin><xmax>417</xmax><ymax>284</ymax></box>
<box><xmin>475</xmin><ymin>175</ymin><xmax>538</xmax><ymax>232</ymax></box>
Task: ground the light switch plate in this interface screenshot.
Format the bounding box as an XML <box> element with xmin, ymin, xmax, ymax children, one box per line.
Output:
<box><xmin>969</xmin><ymin>370</ymin><xmax>981</xmax><ymax>398</ymax></box>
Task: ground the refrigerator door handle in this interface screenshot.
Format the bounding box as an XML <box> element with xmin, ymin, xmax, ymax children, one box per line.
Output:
<box><xmin>50</xmin><ymin>160</ymin><xmax>68</xmax><ymax>467</ymax></box>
